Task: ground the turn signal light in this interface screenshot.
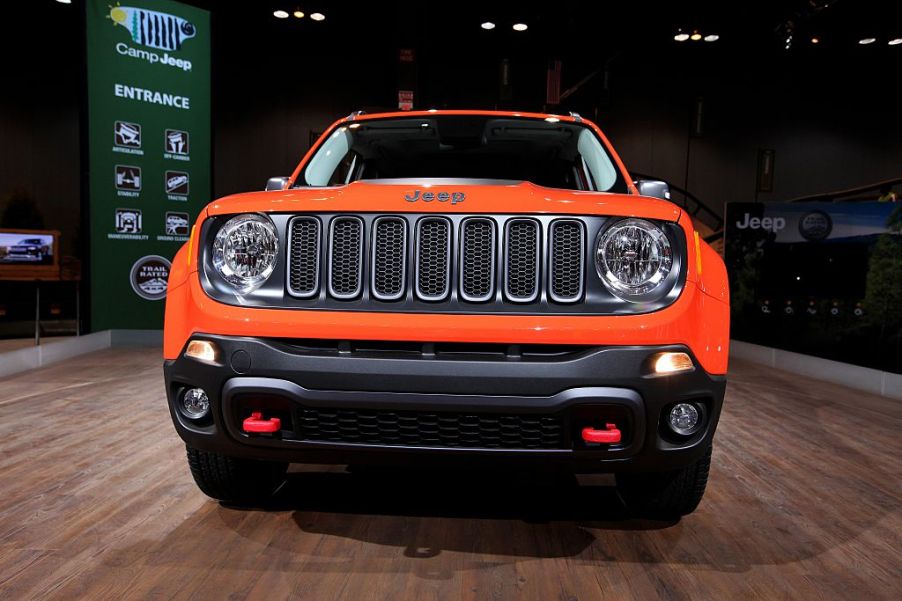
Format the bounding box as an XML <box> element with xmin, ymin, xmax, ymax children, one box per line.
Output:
<box><xmin>185</xmin><ymin>340</ymin><xmax>219</xmax><ymax>363</ymax></box>
<box><xmin>652</xmin><ymin>352</ymin><xmax>694</xmax><ymax>375</ymax></box>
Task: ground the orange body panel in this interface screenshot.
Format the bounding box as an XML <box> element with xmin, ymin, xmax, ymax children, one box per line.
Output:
<box><xmin>164</xmin><ymin>110</ymin><xmax>730</xmax><ymax>374</ymax></box>
<box><xmin>204</xmin><ymin>182</ymin><xmax>681</xmax><ymax>220</ymax></box>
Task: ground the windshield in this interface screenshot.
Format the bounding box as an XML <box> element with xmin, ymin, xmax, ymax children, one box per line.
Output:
<box><xmin>298</xmin><ymin>115</ymin><xmax>628</xmax><ymax>193</ymax></box>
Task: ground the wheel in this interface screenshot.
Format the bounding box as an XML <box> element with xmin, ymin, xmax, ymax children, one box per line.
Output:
<box><xmin>186</xmin><ymin>446</ymin><xmax>288</xmax><ymax>505</ymax></box>
<box><xmin>615</xmin><ymin>444</ymin><xmax>712</xmax><ymax>519</ymax></box>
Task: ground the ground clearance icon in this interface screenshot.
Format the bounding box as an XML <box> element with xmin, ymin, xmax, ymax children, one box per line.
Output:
<box><xmin>108</xmin><ymin>4</ymin><xmax>197</xmax><ymax>51</ymax></box>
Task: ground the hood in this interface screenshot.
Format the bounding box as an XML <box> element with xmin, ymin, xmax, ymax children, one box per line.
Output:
<box><xmin>206</xmin><ymin>179</ymin><xmax>681</xmax><ymax>222</ymax></box>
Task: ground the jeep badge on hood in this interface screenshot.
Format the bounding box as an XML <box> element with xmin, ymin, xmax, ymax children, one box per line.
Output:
<box><xmin>404</xmin><ymin>190</ymin><xmax>465</xmax><ymax>204</ymax></box>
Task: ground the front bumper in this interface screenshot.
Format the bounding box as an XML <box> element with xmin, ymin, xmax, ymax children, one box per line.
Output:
<box><xmin>164</xmin><ymin>335</ymin><xmax>726</xmax><ymax>472</ymax></box>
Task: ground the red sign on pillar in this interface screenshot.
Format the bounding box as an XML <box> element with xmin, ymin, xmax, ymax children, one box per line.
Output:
<box><xmin>398</xmin><ymin>90</ymin><xmax>414</xmax><ymax>111</ymax></box>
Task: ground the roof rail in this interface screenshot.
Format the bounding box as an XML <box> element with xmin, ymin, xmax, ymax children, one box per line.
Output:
<box><xmin>569</xmin><ymin>111</ymin><xmax>582</xmax><ymax>122</ymax></box>
<box><xmin>346</xmin><ymin>110</ymin><xmax>366</xmax><ymax>121</ymax></box>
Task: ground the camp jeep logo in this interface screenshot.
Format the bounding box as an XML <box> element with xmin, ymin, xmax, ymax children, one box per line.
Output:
<box><xmin>109</xmin><ymin>4</ymin><xmax>196</xmax><ymax>71</ymax></box>
<box><xmin>404</xmin><ymin>190</ymin><xmax>465</xmax><ymax>205</ymax></box>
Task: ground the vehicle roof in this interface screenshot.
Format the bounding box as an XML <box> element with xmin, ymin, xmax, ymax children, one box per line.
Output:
<box><xmin>345</xmin><ymin>109</ymin><xmax>585</xmax><ymax>124</ymax></box>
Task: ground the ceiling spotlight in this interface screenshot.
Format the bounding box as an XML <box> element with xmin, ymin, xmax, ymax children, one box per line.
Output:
<box><xmin>888</xmin><ymin>38</ymin><xmax>902</xmax><ymax>46</ymax></box>
<box><xmin>293</xmin><ymin>10</ymin><xmax>305</xmax><ymax>18</ymax></box>
<box><xmin>55</xmin><ymin>0</ymin><xmax>73</xmax><ymax>4</ymax></box>
<box><xmin>512</xmin><ymin>23</ymin><xmax>528</xmax><ymax>32</ymax></box>
<box><xmin>690</xmin><ymin>31</ymin><xmax>702</xmax><ymax>41</ymax></box>
<box><xmin>704</xmin><ymin>34</ymin><xmax>719</xmax><ymax>42</ymax></box>
<box><xmin>273</xmin><ymin>10</ymin><xmax>289</xmax><ymax>19</ymax></box>
<box><xmin>481</xmin><ymin>22</ymin><xmax>496</xmax><ymax>30</ymax></box>
<box><xmin>674</xmin><ymin>32</ymin><xmax>690</xmax><ymax>42</ymax></box>
<box><xmin>811</xmin><ymin>37</ymin><xmax>820</xmax><ymax>44</ymax></box>
<box><xmin>858</xmin><ymin>37</ymin><xmax>876</xmax><ymax>45</ymax></box>
<box><xmin>310</xmin><ymin>12</ymin><xmax>325</xmax><ymax>21</ymax></box>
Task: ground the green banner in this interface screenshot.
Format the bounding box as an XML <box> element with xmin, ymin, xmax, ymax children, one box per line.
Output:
<box><xmin>86</xmin><ymin>0</ymin><xmax>210</xmax><ymax>330</ymax></box>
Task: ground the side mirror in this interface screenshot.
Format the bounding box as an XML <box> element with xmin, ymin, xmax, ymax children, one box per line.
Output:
<box><xmin>635</xmin><ymin>179</ymin><xmax>671</xmax><ymax>201</ymax></box>
<box><xmin>265</xmin><ymin>176</ymin><xmax>289</xmax><ymax>191</ymax></box>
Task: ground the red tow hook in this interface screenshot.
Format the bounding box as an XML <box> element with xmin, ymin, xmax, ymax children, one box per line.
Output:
<box><xmin>581</xmin><ymin>423</ymin><xmax>622</xmax><ymax>444</ymax></box>
<box><xmin>242</xmin><ymin>412</ymin><xmax>281</xmax><ymax>434</ymax></box>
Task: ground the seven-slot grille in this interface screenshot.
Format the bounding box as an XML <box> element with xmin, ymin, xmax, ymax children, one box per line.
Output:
<box><xmin>286</xmin><ymin>214</ymin><xmax>586</xmax><ymax>305</ymax></box>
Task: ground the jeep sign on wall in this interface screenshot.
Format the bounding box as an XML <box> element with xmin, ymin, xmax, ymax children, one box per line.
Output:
<box><xmin>86</xmin><ymin>0</ymin><xmax>210</xmax><ymax>331</ymax></box>
<box><xmin>724</xmin><ymin>201</ymin><xmax>902</xmax><ymax>373</ymax></box>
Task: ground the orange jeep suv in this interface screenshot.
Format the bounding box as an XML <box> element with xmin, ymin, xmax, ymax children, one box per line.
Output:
<box><xmin>163</xmin><ymin>110</ymin><xmax>729</xmax><ymax>518</ymax></box>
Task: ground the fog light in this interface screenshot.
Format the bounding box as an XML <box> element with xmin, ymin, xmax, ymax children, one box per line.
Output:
<box><xmin>181</xmin><ymin>388</ymin><xmax>210</xmax><ymax>419</ymax></box>
<box><xmin>185</xmin><ymin>340</ymin><xmax>219</xmax><ymax>363</ymax></box>
<box><xmin>668</xmin><ymin>403</ymin><xmax>700</xmax><ymax>436</ymax></box>
<box><xmin>653</xmin><ymin>352</ymin><xmax>694</xmax><ymax>375</ymax></box>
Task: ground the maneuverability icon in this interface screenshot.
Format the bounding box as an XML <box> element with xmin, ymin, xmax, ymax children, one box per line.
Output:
<box><xmin>115</xmin><ymin>208</ymin><xmax>142</xmax><ymax>233</ymax></box>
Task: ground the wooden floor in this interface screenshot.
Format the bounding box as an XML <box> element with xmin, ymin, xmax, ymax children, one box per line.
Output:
<box><xmin>0</xmin><ymin>349</ymin><xmax>899</xmax><ymax>600</ymax></box>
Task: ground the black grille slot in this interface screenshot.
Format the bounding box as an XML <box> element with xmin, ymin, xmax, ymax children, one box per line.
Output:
<box><xmin>505</xmin><ymin>219</ymin><xmax>540</xmax><ymax>302</ymax></box>
<box><xmin>372</xmin><ymin>217</ymin><xmax>407</xmax><ymax>301</ymax></box>
<box><xmin>416</xmin><ymin>218</ymin><xmax>451</xmax><ymax>301</ymax></box>
<box><xmin>296</xmin><ymin>407</ymin><xmax>565</xmax><ymax>450</ymax></box>
<box><xmin>460</xmin><ymin>219</ymin><xmax>495</xmax><ymax>302</ymax></box>
<box><xmin>328</xmin><ymin>217</ymin><xmax>363</xmax><ymax>299</ymax></box>
<box><xmin>287</xmin><ymin>217</ymin><xmax>321</xmax><ymax>298</ymax></box>
<box><xmin>549</xmin><ymin>220</ymin><xmax>585</xmax><ymax>302</ymax></box>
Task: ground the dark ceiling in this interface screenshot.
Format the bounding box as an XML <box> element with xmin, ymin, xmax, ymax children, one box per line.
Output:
<box><xmin>198</xmin><ymin>0</ymin><xmax>902</xmax><ymax>56</ymax></box>
<box><xmin>3</xmin><ymin>1</ymin><xmax>900</xmax><ymax>115</ymax></box>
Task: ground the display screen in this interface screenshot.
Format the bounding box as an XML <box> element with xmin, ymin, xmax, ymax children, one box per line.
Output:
<box><xmin>0</xmin><ymin>233</ymin><xmax>54</xmax><ymax>265</ymax></box>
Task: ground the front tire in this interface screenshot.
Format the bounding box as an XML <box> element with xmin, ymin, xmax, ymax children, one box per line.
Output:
<box><xmin>186</xmin><ymin>446</ymin><xmax>288</xmax><ymax>505</ymax></box>
<box><xmin>615</xmin><ymin>444</ymin><xmax>712</xmax><ymax>519</ymax></box>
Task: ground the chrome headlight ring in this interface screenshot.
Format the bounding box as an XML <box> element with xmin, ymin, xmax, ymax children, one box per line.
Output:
<box><xmin>595</xmin><ymin>218</ymin><xmax>674</xmax><ymax>302</ymax></box>
<box><xmin>211</xmin><ymin>213</ymin><xmax>279</xmax><ymax>294</ymax></box>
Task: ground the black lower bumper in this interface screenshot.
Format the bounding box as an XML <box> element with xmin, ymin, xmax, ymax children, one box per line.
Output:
<box><xmin>164</xmin><ymin>335</ymin><xmax>726</xmax><ymax>472</ymax></box>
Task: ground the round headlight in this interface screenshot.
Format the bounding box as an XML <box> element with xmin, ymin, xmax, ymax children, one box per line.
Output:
<box><xmin>596</xmin><ymin>218</ymin><xmax>673</xmax><ymax>299</ymax></box>
<box><xmin>212</xmin><ymin>214</ymin><xmax>278</xmax><ymax>293</ymax></box>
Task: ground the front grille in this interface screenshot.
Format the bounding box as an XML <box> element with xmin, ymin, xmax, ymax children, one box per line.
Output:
<box><xmin>296</xmin><ymin>407</ymin><xmax>565</xmax><ymax>449</ymax></box>
<box><xmin>328</xmin><ymin>217</ymin><xmax>363</xmax><ymax>298</ymax></box>
<box><xmin>505</xmin><ymin>219</ymin><xmax>540</xmax><ymax>302</ymax></box>
<box><xmin>416</xmin><ymin>218</ymin><xmax>451</xmax><ymax>301</ymax></box>
<box><xmin>283</xmin><ymin>213</ymin><xmax>605</xmax><ymax>310</ymax></box>
<box><xmin>549</xmin><ymin>220</ymin><xmax>585</xmax><ymax>302</ymax></box>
